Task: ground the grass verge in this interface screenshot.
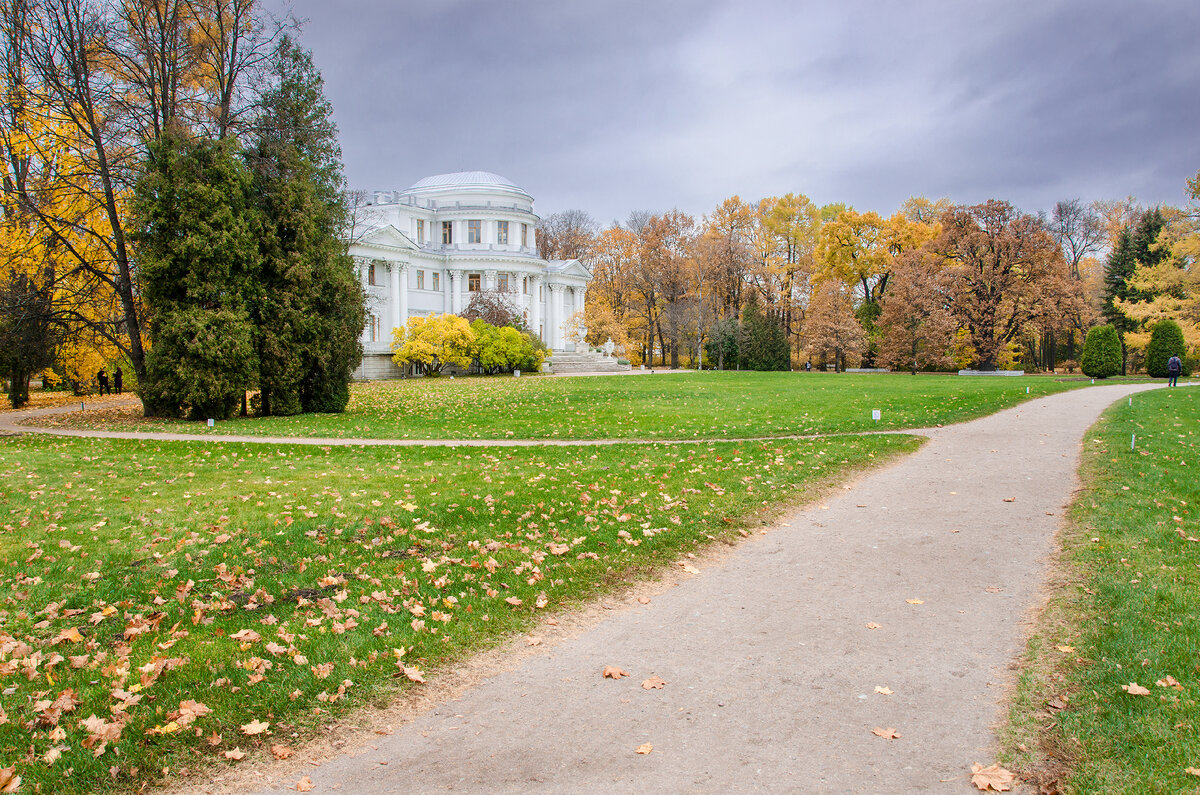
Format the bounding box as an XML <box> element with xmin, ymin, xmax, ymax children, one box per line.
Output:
<box><xmin>1002</xmin><ymin>386</ymin><xmax>1199</xmax><ymax>792</ymax></box>
<box><xmin>18</xmin><ymin>371</ymin><xmax>1105</xmax><ymax>440</ymax></box>
<box><xmin>0</xmin><ymin>431</ymin><xmax>919</xmax><ymax>793</ymax></box>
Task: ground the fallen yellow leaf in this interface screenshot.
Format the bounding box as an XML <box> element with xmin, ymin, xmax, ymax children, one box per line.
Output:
<box><xmin>602</xmin><ymin>665</ymin><xmax>629</xmax><ymax>679</ymax></box>
<box><xmin>240</xmin><ymin>719</ymin><xmax>270</xmax><ymax>735</ymax></box>
<box><xmin>1121</xmin><ymin>682</ymin><xmax>1150</xmax><ymax>696</ymax></box>
<box><xmin>874</xmin><ymin>686</ymin><xmax>893</xmax><ymax>695</ymax></box>
<box><xmin>970</xmin><ymin>762</ymin><xmax>1014</xmax><ymax>791</ymax></box>
<box><xmin>641</xmin><ymin>676</ymin><xmax>667</xmax><ymax>690</ymax></box>
<box><xmin>872</xmin><ymin>726</ymin><xmax>901</xmax><ymax>739</ymax></box>
<box><xmin>295</xmin><ymin>776</ymin><xmax>315</xmax><ymax>792</ymax></box>
<box><xmin>635</xmin><ymin>743</ymin><xmax>653</xmax><ymax>755</ymax></box>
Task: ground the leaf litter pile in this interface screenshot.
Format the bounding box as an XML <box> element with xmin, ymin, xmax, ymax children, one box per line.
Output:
<box><xmin>0</xmin><ymin>431</ymin><xmax>917</xmax><ymax>792</ymax></box>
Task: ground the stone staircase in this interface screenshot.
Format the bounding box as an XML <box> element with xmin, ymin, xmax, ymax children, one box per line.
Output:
<box><xmin>545</xmin><ymin>350</ymin><xmax>632</xmax><ymax>375</ymax></box>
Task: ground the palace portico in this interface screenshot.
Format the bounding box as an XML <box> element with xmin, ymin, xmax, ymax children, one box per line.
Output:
<box><xmin>349</xmin><ymin>171</ymin><xmax>591</xmax><ymax>379</ymax></box>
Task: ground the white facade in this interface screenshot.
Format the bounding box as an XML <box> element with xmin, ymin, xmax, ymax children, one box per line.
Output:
<box><xmin>349</xmin><ymin>171</ymin><xmax>591</xmax><ymax>379</ymax></box>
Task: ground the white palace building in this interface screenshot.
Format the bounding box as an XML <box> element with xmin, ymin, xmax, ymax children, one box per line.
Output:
<box><xmin>349</xmin><ymin>171</ymin><xmax>592</xmax><ymax>379</ymax></box>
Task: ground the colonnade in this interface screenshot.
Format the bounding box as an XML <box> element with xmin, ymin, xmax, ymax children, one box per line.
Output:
<box><xmin>357</xmin><ymin>258</ymin><xmax>587</xmax><ymax>350</ymax></box>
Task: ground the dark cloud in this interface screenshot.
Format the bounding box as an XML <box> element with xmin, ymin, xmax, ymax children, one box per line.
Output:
<box><xmin>275</xmin><ymin>0</ymin><xmax>1200</xmax><ymax>222</ymax></box>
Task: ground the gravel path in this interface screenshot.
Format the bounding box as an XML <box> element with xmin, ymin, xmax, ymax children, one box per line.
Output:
<box><xmin>220</xmin><ymin>382</ymin><xmax>1158</xmax><ymax>794</ymax></box>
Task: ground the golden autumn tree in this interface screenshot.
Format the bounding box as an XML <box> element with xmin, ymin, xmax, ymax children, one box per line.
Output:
<box><xmin>1115</xmin><ymin>172</ymin><xmax>1200</xmax><ymax>353</ymax></box>
<box><xmin>582</xmin><ymin>224</ymin><xmax>637</xmax><ymax>355</ymax></box>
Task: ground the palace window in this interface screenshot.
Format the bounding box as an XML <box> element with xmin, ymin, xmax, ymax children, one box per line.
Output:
<box><xmin>523</xmin><ymin>276</ymin><xmax>530</xmax><ymax>294</ymax></box>
<box><xmin>416</xmin><ymin>270</ymin><xmax>425</xmax><ymax>289</ymax></box>
<box><xmin>416</xmin><ymin>219</ymin><xmax>425</xmax><ymax>244</ymax></box>
<box><xmin>368</xmin><ymin>262</ymin><xmax>377</xmax><ymax>286</ymax></box>
<box><xmin>368</xmin><ymin>314</ymin><xmax>380</xmax><ymax>342</ymax></box>
<box><xmin>442</xmin><ymin>221</ymin><xmax>453</xmax><ymax>244</ymax></box>
<box><xmin>468</xmin><ymin>219</ymin><xmax>482</xmax><ymax>244</ymax></box>
<box><xmin>497</xmin><ymin>220</ymin><xmax>509</xmax><ymax>244</ymax></box>
<box><xmin>468</xmin><ymin>273</ymin><xmax>481</xmax><ymax>292</ymax></box>
<box><xmin>432</xmin><ymin>272</ymin><xmax>440</xmax><ymax>291</ymax></box>
<box><xmin>521</xmin><ymin>223</ymin><xmax>529</xmax><ymax>247</ymax></box>
<box><xmin>498</xmin><ymin>274</ymin><xmax>510</xmax><ymax>292</ymax></box>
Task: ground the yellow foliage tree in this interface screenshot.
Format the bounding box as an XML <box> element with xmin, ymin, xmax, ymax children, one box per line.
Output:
<box><xmin>390</xmin><ymin>314</ymin><xmax>474</xmax><ymax>375</ymax></box>
<box><xmin>1115</xmin><ymin>172</ymin><xmax>1200</xmax><ymax>354</ymax></box>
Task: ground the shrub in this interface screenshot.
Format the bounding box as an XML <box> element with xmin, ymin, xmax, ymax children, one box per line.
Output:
<box><xmin>1145</xmin><ymin>319</ymin><xmax>1188</xmax><ymax>378</ymax></box>
<box><xmin>1080</xmin><ymin>324</ymin><xmax>1122</xmax><ymax>379</ymax></box>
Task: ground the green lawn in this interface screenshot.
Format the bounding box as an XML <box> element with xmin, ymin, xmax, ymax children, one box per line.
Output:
<box><xmin>0</xmin><ymin>431</ymin><xmax>919</xmax><ymax>793</ymax></box>
<box><xmin>1004</xmin><ymin>387</ymin><xmax>1200</xmax><ymax>792</ymax></box>
<box><xmin>30</xmin><ymin>371</ymin><xmax>1101</xmax><ymax>440</ymax></box>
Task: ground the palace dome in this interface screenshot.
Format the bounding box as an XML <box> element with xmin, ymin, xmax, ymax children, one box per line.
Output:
<box><xmin>407</xmin><ymin>171</ymin><xmax>525</xmax><ymax>192</ymax></box>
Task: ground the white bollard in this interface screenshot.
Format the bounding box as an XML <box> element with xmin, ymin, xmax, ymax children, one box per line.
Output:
<box><xmin>207</xmin><ymin>418</ymin><xmax>214</xmax><ymax>427</ymax></box>
<box><xmin>1131</xmin><ymin>433</ymin><xmax>1136</xmax><ymax>451</ymax></box>
<box><xmin>514</xmin><ymin>370</ymin><xmax>520</xmax><ymax>377</ymax></box>
<box><xmin>872</xmin><ymin>409</ymin><xmax>881</xmax><ymax>422</ymax></box>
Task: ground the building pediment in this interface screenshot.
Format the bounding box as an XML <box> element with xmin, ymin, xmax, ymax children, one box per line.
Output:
<box><xmin>546</xmin><ymin>258</ymin><xmax>592</xmax><ymax>279</ymax></box>
<box><xmin>353</xmin><ymin>224</ymin><xmax>420</xmax><ymax>254</ymax></box>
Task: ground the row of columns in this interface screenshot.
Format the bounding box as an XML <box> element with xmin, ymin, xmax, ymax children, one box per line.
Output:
<box><xmin>359</xmin><ymin>258</ymin><xmax>586</xmax><ymax>350</ymax></box>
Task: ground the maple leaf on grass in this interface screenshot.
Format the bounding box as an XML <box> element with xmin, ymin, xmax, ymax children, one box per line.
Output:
<box><xmin>241</xmin><ymin>719</ymin><xmax>270</xmax><ymax>735</ymax></box>
<box><xmin>970</xmin><ymin>762</ymin><xmax>1014</xmax><ymax>791</ymax></box>
<box><xmin>871</xmin><ymin>726</ymin><xmax>901</xmax><ymax>739</ymax></box>
<box><xmin>0</xmin><ymin>767</ymin><xmax>19</xmax><ymax>793</ymax></box>
<box><xmin>602</xmin><ymin>665</ymin><xmax>629</xmax><ymax>679</ymax></box>
<box><xmin>224</xmin><ymin>748</ymin><xmax>246</xmax><ymax>761</ymax></box>
<box><xmin>1121</xmin><ymin>682</ymin><xmax>1151</xmax><ymax>696</ymax></box>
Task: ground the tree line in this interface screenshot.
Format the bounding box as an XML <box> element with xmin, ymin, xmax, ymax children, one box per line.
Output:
<box><xmin>0</xmin><ymin>0</ymin><xmax>364</xmax><ymax>413</ymax></box>
<box><xmin>541</xmin><ymin>177</ymin><xmax>1199</xmax><ymax>374</ymax></box>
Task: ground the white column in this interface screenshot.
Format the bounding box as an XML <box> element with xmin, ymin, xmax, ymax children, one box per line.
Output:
<box><xmin>547</xmin><ymin>283</ymin><xmax>560</xmax><ymax>349</ymax></box>
<box><xmin>442</xmin><ymin>269</ymin><xmax>450</xmax><ymax>314</ymax></box>
<box><xmin>453</xmin><ymin>269</ymin><xmax>464</xmax><ymax>314</ymax></box>
<box><xmin>529</xmin><ymin>275</ymin><xmax>542</xmax><ymax>340</ymax></box>
<box><xmin>389</xmin><ymin>262</ymin><xmax>402</xmax><ymax>338</ymax></box>
<box><xmin>397</xmin><ymin>263</ymin><xmax>409</xmax><ymax>328</ymax></box>
<box><xmin>357</xmin><ymin>258</ymin><xmax>369</xmax><ymax>291</ymax></box>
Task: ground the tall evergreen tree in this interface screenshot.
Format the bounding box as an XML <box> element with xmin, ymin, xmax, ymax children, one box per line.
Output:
<box><xmin>247</xmin><ymin>37</ymin><xmax>364</xmax><ymax>415</ymax></box>
<box><xmin>134</xmin><ymin>133</ymin><xmax>260</xmax><ymax>419</ymax></box>
<box><xmin>738</xmin><ymin>293</ymin><xmax>790</xmax><ymax>371</ymax></box>
<box><xmin>1103</xmin><ymin>209</ymin><xmax>1166</xmax><ymax>373</ymax></box>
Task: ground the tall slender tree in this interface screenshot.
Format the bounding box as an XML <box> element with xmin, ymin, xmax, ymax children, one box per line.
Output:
<box><xmin>246</xmin><ymin>36</ymin><xmax>363</xmax><ymax>414</ymax></box>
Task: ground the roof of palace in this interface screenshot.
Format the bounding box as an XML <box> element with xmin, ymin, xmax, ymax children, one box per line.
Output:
<box><xmin>406</xmin><ymin>171</ymin><xmax>525</xmax><ymax>192</ymax></box>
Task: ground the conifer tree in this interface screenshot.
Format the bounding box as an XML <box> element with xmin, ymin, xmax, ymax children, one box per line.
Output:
<box><xmin>247</xmin><ymin>37</ymin><xmax>364</xmax><ymax>415</ymax></box>
<box><xmin>134</xmin><ymin>133</ymin><xmax>260</xmax><ymax>418</ymax></box>
<box><xmin>1145</xmin><ymin>319</ymin><xmax>1187</xmax><ymax>378</ymax></box>
<box><xmin>1080</xmin><ymin>324</ymin><xmax>1122</xmax><ymax>379</ymax></box>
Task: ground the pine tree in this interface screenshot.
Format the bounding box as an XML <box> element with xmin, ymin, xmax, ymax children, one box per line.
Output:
<box><xmin>134</xmin><ymin>133</ymin><xmax>260</xmax><ymax>419</ymax></box>
<box><xmin>247</xmin><ymin>37</ymin><xmax>364</xmax><ymax>415</ymax></box>
<box><xmin>1101</xmin><ymin>227</ymin><xmax>1137</xmax><ymax>333</ymax></box>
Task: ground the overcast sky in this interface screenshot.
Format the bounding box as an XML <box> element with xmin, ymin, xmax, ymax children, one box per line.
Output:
<box><xmin>271</xmin><ymin>0</ymin><xmax>1200</xmax><ymax>226</ymax></box>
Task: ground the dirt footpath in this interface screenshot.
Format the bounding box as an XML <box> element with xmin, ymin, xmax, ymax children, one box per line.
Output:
<box><xmin>231</xmin><ymin>384</ymin><xmax>1160</xmax><ymax>794</ymax></box>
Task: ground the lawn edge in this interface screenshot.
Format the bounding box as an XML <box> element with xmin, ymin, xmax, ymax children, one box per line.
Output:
<box><xmin>162</xmin><ymin>434</ymin><xmax>926</xmax><ymax>795</ymax></box>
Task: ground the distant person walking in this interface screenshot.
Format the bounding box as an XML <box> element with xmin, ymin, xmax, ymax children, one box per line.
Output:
<box><xmin>1167</xmin><ymin>354</ymin><xmax>1182</xmax><ymax>387</ymax></box>
<box><xmin>96</xmin><ymin>368</ymin><xmax>110</xmax><ymax>395</ymax></box>
<box><xmin>113</xmin><ymin>367</ymin><xmax>123</xmax><ymax>394</ymax></box>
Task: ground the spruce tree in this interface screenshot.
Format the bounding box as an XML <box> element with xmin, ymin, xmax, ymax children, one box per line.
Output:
<box><xmin>247</xmin><ymin>37</ymin><xmax>365</xmax><ymax>415</ymax></box>
<box><xmin>134</xmin><ymin>133</ymin><xmax>260</xmax><ymax>419</ymax></box>
<box><xmin>1102</xmin><ymin>227</ymin><xmax>1138</xmax><ymax>334</ymax></box>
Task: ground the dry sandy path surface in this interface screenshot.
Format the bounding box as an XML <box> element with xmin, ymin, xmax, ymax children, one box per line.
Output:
<box><xmin>225</xmin><ymin>382</ymin><xmax>1159</xmax><ymax>794</ymax></box>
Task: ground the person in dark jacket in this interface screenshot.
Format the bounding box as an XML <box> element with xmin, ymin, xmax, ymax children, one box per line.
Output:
<box><xmin>96</xmin><ymin>368</ymin><xmax>110</xmax><ymax>395</ymax></box>
<box><xmin>1167</xmin><ymin>354</ymin><xmax>1182</xmax><ymax>387</ymax></box>
<box><xmin>113</xmin><ymin>367</ymin><xmax>123</xmax><ymax>394</ymax></box>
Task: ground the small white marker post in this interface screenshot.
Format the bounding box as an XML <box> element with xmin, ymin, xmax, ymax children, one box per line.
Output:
<box><xmin>1091</xmin><ymin>379</ymin><xmax>1095</xmax><ymax>384</ymax></box>
<box><xmin>1131</xmin><ymin>433</ymin><xmax>1136</xmax><ymax>451</ymax></box>
<box><xmin>872</xmin><ymin>409</ymin><xmax>881</xmax><ymax>423</ymax></box>
<box><xmin>207</xmin><ymin>418</ymin><xmax>214</xmax><ymax>428</ymax></box>
<box><xmin>1129</xmin><ymin>397</ymin><xmax>1132</xmax><ymax>407</ymax></box>
<box><xmin>80</xmin><ymin>402</ymin><xmax>84</xmax><ymax>411</ymax></box>
<box><xmin>1026</xmin><ymin>386</ymin><xmax>1030</xmax><ymax>394</ymax></box>
<box><xmin>514</xmin><ymin>370</ymin><xmax>520</xmax><ymax>378</ymax></box>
